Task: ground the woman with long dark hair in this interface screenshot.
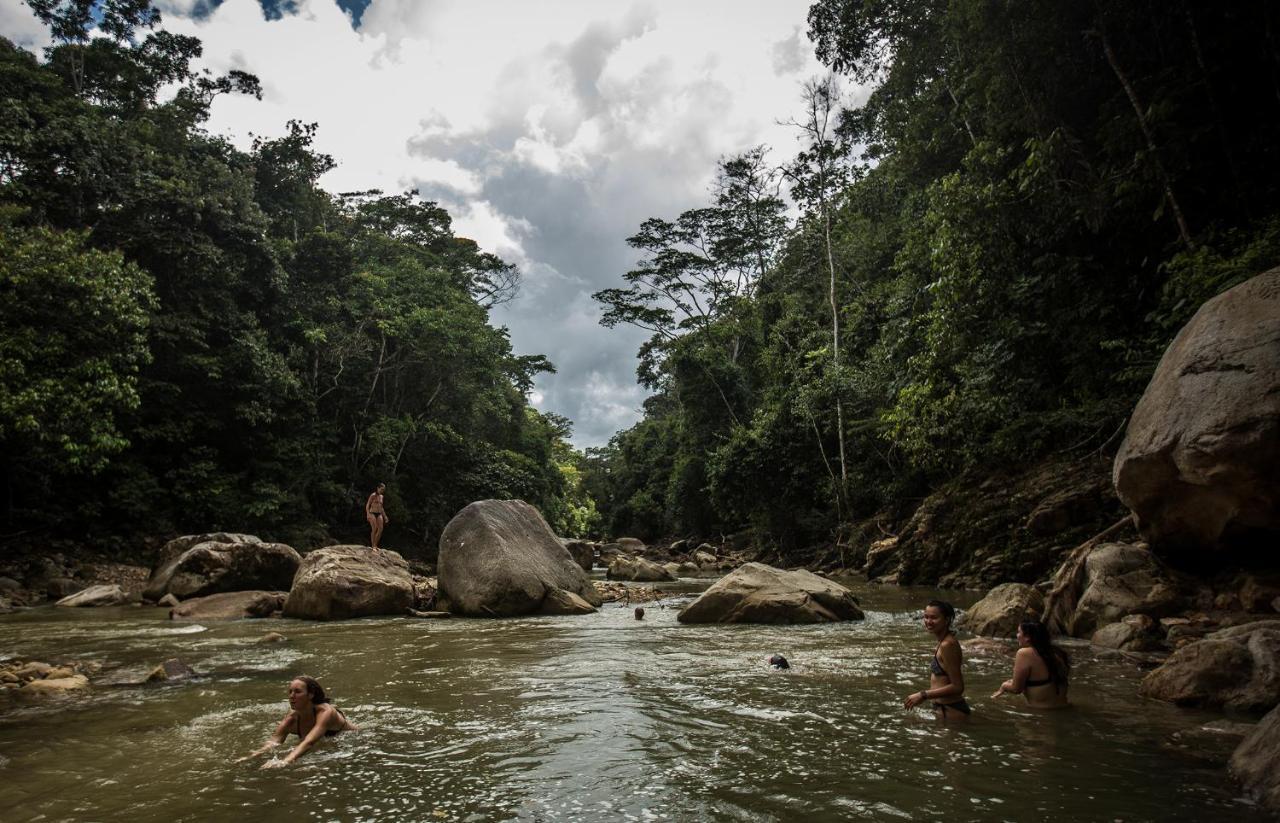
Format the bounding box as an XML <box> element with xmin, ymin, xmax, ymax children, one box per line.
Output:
<box><xmin>237</xmin><ymin>676</ymin><xmax>358</xmax><ymax>768</ymax></box>
<box><xmin>904</xmin><ymin>600</ymin><xmax>970</xmax><ymax>720</ymax></box>
<box><xmin>992</xmin><ymin>620</ymin><xmax>1071</xmax><ymax>708</ymax></box>
<box><xmin>365</xmin><ymin>482</ymin><xmax>388</xmax><ymax>551</ymax></box>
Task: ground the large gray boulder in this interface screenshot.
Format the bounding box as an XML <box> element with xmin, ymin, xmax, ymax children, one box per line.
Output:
<box><xmin>283</xmin><ymin>546</ymin><xmax>413</xmax><ymax>620</ymax></box>
<box><xmin>143</xmin><ymin>536</ymin><xmax>300</xmax><ymax>601</ymax></box>
<box><xmin>607</xmin><ymin>556</ymin><xmax>676</xmax><ymax>582</ymax></box>
<box><xmin>561</xmin><ymin>539</ymin><xmax>595</xmax><ymax>572</ymax></box>
<box><xmin>1114</xmin><ymin>268</ymin><xmax>1280</xmax><ymax>557</ymax></box>
<box><xmin>956</xmin><ymin>583</ymin><xmax>1044</xmax><ymax>638</ymax></box>
<box><xmin>1231</xmin><ymin>704</ymin><xmax>1280</xmax><ymax>815</ymax></box>
<box><xmin>55</xmin><ymin>584</ymin><xmax>130</xmax><ymax>607</ymax></box>
<box><xmin>678</xmin><ymin>562</ymin><xmax>865</xmax><ymax>624</ymax></box>
<box><xmin>437</xmin><ymin>500</ymin><xmax>602</xmax><ymax>617</ymax></box>
<box><xmin>169</xmin><ymin>590</ymin><xmax>286</xmax><ymax>621</ymax></box>
<box><xmin>1064</xmin><ymin>542</ymin><xmax>1183</xmax><ymax>637</ymax></box>
<box><xmin>1139</xmin><ymin>620</ymin><xmax>1280</xmax><ymax>712</ymax></box>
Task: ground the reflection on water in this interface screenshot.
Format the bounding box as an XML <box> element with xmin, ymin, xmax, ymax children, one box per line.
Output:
<box><xmin>0</xmin><ymin>579</ymin><xmax>1263</xmax><ymax>822</ymax></box>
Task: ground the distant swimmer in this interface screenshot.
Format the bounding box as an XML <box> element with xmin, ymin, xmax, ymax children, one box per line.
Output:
<box><xmin>903</xmin><ymin>600</ymin><xmax>969</xmax><ymax>720</ymax></box>
<box><xmin>768</xmin><ymin>654</ymin><xmax>790</xmax><ymax>670</ymax></box>
<box><xmin>365</xmin><ymin>482</ymin><xmax>388</xmax><ymax>551</ymax></box>
<box><xmin>238</xmin><ymin>676</ymin><xmax>357</xmax><ymax>769</ymax></box>
<box><xmin>634</xmin><ymin>606</ymin><xmax>645</xmax><ymax>620</ymax></box>
<box><xmin>992</xmin><ymin>620</ymin><xmax>1071</xmax><ymax>708</ymax></box>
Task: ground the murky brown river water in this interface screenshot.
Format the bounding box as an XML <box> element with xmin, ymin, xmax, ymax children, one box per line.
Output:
<box><xmin>0</xmin><ymin>576</ymin><xmax>1266</xmax><ymax>822</ymax></box>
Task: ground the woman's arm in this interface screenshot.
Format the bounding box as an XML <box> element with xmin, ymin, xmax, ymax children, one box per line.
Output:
<box><xmin>993</xmin><ymin>649</ymin><xmax>1032</xmax><ymax>697</ymax></box>
<box><xmin>262</xmin><ymin>706</ymin><xmax>334</xmax><ymax>769</ymax></box>
<box><xmin>237</xmin><ymin>714</ymin><xmax>291</xmax><ymax>762</ymax></box>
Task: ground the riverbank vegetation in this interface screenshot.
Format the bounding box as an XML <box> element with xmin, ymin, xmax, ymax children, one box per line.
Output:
<box><xmin>586</xmin><ymin>0</ymin><xmax>1280</xmax><ymax>556</ymax></box>
<box><xmin>0</xmin><ymin>1</ymin><xmax>597</xmax><ymax>553</ymax></box>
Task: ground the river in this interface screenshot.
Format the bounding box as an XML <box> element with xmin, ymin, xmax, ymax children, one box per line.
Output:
<box><xmin>0</xmin><ymin>576</ymin><xmax>1265</xmax><ymax>822</ymax></box>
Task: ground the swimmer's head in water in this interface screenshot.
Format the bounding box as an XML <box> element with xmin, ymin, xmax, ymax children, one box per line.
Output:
<box><xmin>634</xmin><ymin>607</ymin><xmax>645</xmax><ymax>620</ymax></box>
<box><xmin>923</xmin><ymin>600</ymin><xmax>955</xmax><ymax>633</ymax></box>
<box><xmin>768</xmin><ymin>654</ymin><xmax>790</xmax><ymax>669</ymax></box>
<box><xmin>289</xmin><ymin>675</ymin><xmax>329</xmax><ymax>709</ymax></box>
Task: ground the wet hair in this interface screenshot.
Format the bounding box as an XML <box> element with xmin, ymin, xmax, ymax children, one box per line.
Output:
<box><xmin>634</xmin><ymin>607</ymin><xmax>645</xmax><ymax>620</ymax></box>
<box><xmin>1020</xmin><ymin>620</ymin><xmax>1070</xmax><ymax>686</ymax></box>
<box><xmin>925</xmin><ymin>599</ymin><xmax>955</xmax><ymax>629</ymax></box>
<box><xmin>293</xmin><ymin>675</ymin><xmax>329</xmax><ymax>705</ymax></box>
<box><xmin>768</xmin><ymin>654</ymin><xmax>790</xmax><ymax>670</ymax></box>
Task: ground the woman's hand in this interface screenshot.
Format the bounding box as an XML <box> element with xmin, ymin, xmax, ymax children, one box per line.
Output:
<box><xmin>237</xmin><ymin>741</ymin><xmax>277</xmax><ymax>763</ymax></box>
<box><xmin>904</xmin><ymin>690</ymin><xmax>927</xmax><ymax>710</ymax></box>
<box><xmin>260</xmin><ymin>758</ymin><xmax>288</xmax><ymax>770</ymax></box>
<box><xmin>992</xmin><ymin>679</ymin><xmax>1014</xmax><ymax>698</ymax></box>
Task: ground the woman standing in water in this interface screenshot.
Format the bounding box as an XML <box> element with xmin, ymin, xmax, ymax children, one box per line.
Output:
<box><xmin>365</xmin><ymin>482</ymin><xmax>388</xmax><ymax>551</ymax></box>
<box><xmin>238</xmin><ymin>676</ymin><xmax>358</xmax><ymax>769</ymax></box>
<box><xmin>903</xmin><ymin>600</ymin><xmax>970</xmax><ymax>719</ymax></box>
<box><xmin>992</xmin><ymin>620</ymin><xmax>1071</xmax><ymax>708</ymax></box>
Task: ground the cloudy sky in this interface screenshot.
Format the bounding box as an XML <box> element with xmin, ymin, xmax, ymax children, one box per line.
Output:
<box><xmin>1</xmin><ymin>0</ymin><xmax>833</xmax><ymax>447</ymax></box>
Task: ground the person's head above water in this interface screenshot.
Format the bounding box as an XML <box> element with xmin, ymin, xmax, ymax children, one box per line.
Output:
<box><xmin>923</xmin><ymin>600</ymin><xmax>955</xmax><ymax>636</ymax></box>
<box><xmin>768</xmin><ymin>654</ymin><xmax>790</xmax><ymax>669</ymax></box>
<box><xmin>288</xmin><ymin>676</ymin><xmax>329</xmax><ymax>711</ymax></box>
<box><xmin>634</xmin><ymin>606</ymin><xmax>645</xmax><ymax>620</ymax></box>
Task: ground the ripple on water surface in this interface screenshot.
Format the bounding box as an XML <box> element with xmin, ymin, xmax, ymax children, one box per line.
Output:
<box><xmin>0</xmin><ymin>584</ymin><xmax>1267</xmax><ymax>822</ymax></box>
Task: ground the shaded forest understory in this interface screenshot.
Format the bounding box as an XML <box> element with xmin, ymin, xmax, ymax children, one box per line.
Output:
<box><xmin>3</xmin><ymin>1</ymin><xmax>1279</xmax><ymax>585</ymax></box>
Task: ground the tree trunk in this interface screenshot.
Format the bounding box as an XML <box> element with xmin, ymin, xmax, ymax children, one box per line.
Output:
<box><xmin>1093</xmin><ymin>28</ymin><xmax>1195</xmax><ymax>251</ymax></box>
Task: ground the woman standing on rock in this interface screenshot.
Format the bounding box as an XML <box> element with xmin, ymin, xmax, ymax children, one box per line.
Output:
<box><xmin>992</xmin><ymin>620</ymin><xmax>1071</xmax><ymax>708</ymax></box>
<box><xmin>904</xmin><ymin>600</ymin><xmax>970</xmax><ymax>719</ymax></box>
<box><xmin>365</xmin><ymin>482</ymin><xmax>388</xmax><ymax>551</ymax></box>
<box><xmin>238</xmin><ymin>676</ymin><xmax>357</xmax><ymax>769</ymax></box>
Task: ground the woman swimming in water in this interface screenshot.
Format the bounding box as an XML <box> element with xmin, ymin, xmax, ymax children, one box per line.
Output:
<box><xmin>992</xmin><ymin>620</ymin><xmax>1071</xmax><ymax>708</ymax></box>
<box><xmin>903</xmin><ymin>600</ymin><xmax>970</xmax><ymax>720</ymax></box>
<box><xmin>238</xmin><ymin>676</ymin><xmax>358</xmax><ymax>769</ymax></box>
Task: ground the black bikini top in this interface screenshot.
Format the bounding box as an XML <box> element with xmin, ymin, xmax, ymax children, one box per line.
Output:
<box><xmin>930</xmin><ymin>641</ymin><xmax>948</xmax><ymax>677</ymax></box>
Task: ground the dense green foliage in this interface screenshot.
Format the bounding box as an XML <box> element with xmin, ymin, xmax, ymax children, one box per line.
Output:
<box><xmin>589</xmin><ymin>0</ymin><xmax>1280</xmax><ymax>550</ymax></box>
<box><xmin>0</xmin><ymin>3</ymin><xmax>594</xmax><ymax>553</ymax></box>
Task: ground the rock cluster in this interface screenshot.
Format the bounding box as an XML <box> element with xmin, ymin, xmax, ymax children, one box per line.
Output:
<box><xmin>1138</xmin><ymin>620</ymin><xmax>1280</xmax><ymax>712</ymax></box>
<box><xmin>607</xmin><ymin>556</ymin><xmax>676</xmax><ymax>582</ymax></box>
<box><xmin>593</xmin><ymin>581</ymin><xmax>671</xmax><ymax>604</ymax></box>
<box><xmin>1</xmin><ymin>659</ymin><xmax>98</xmax><ymax>698</ymax></box>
